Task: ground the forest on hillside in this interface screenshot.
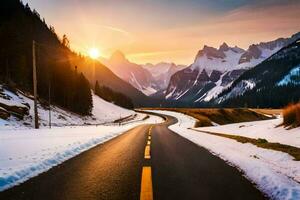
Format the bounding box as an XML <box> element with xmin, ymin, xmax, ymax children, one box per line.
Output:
<box><xmin>0</xmin><ymin>0</ymin><xmax>136</xmax><ymax>114</ymax></box>
<box><xmin>0</xmin><ymin>0</ymin><xmax>94</xmax><ymax>115</ymax></box>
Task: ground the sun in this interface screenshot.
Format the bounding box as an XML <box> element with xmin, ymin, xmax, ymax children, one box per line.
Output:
<box><xmin>88</xmin><ymin>48</ymin><xmax>100</xmax><ymax>59</ymax></box>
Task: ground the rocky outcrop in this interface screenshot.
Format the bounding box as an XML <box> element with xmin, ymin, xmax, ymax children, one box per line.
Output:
<box><xmin>221</xmin><ymin>69</ymin><xmax>247</xmax><ymax>86</ymax></box>
<box><xmin>239</xmin><ymin>45</ymin><xmax>262</xmax><ymax>64</ymax></box>
<box><xmin>196</xmin><ymin>45</ymin><xmax>226</xmax><ymax>60</ymax></box>
<box><xmin>0</xmin><ymin>102</ymin><xmax>29</xmax><ymax>119</ymax></box>
<box><xmin>0</xmin><ymin>107</ymin><xmax>10</xmax><ymax>120</ymax></box>
<box><xmin>210</xmin><ymin>70</ymin><xmax>223</xmax><ymax>82</ymax></box>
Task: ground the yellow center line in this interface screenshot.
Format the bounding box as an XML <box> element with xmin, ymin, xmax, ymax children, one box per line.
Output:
<box><xmin>147</xmin><ymin>140</ymin><xmax>151</xmax><ymax>145</ymax></box>
<box><xmin>148</xmin><ymin>136</ymin><xmax>151</xmax><ymax>140</ymax></box>
<box><xmin>144</xmin><ymin>145</ymin><xmax>151</xmax><ymax>159</ymax></box>
<box><xmin>140</xmin><ymin>167</ymin><xmax>153</xmax><ymax>200</ymax></box>
<box><xmin>148</xmin><ymin>126</ymin><xmax>152</xmax><ymax>135</ymax></box>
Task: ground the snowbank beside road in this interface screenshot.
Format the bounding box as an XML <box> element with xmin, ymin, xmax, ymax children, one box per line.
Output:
<box><xmin>0</xmin><ymin>114</ymin><xmax>163</xmax><ymax>192</ymax></box>
<box><xmin>149</xmin><ymin>110</ymin><xmax>300</xmax><ymax>200</ymax></box>
<box><xmin>196</xmin><ymin>118</ymin><xmax>300</xmax><ymax>148</ymax></box>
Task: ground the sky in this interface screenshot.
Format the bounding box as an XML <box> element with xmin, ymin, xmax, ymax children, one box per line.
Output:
<box><xmin>23</xmin><ymin>0</ymin><xmax>300</xmax><ymax>65</ymax></box>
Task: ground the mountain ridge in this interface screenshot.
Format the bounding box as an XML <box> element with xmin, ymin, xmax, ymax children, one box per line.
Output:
<box><xmin>164</xmin><ymin>32</ymin><xmax>300</xmax><ymax>105</ymax></box>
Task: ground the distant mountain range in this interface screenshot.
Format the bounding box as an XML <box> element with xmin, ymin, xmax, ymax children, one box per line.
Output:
<box><xmin>164</xmin><ymin>32</ymin><xmax>300</xmax><ymax>105</ymax></box>
<box><xmin>100</xmin><ymin>32</ymin><xmax>300</xmax><ymax>108</ymax></box>
<box><xmin>101</xmin><ymin>52</ymin><xmax>185</xmax><ymax>96</ymax></box>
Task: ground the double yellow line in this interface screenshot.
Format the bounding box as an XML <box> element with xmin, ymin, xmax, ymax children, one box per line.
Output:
<box><xmin>140</xmin><ymin>126</ymin><xmax>154</xmax><ymax>200</ymax></box>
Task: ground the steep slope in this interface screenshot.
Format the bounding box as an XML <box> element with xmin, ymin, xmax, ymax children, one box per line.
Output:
<box><xmin>216</xmin><ymin>39</ymin><xmax>300</xmax><ymax>108</ymax></box>
<box><xmin>71</xmin><ymin>56</ymin><xmax>153</xmax><ymax>107</ymax></box>
<box><xmin>1</xmin><ymin>0</ymin><xmax>152</xmax><ymax>108</ymax></box>
<box><xmin>0</xmin><ymin>84</ymin><xmax>135</xmax><ymax>129</ymax></box>
<box><xmin>100</xmin><ymin>51</ymin><xmax>156</xmax><ymax>96</ymax></box>
<box><xmin>165</xmin><ymin>33</ymin><xmax>300</xmax><ymax>104</ymax></box>
<box><xmin>0</xmin><ymin>0</ymin><xmax>92</xmax><ymax>115</ymax></box>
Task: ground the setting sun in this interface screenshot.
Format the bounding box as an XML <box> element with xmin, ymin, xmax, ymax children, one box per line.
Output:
<box><xmin>88</xmin><ymin>48</ymin><xmax>100</xmax><ymax>59</ymax></box>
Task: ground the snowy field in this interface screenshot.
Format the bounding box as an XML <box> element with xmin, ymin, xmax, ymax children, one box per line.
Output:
<box><xmin>196</xmin><ymin>118</ymin><xmax>300</xmax><ymax>148</ymax></box>
<box><xmin>149</xmin><ymin>110</ymin><xmax>300</xmax><ymax>200</ymax></box>
<box><xmin>0</xmin><ymin>114</ymin><xmax>163</xmax><ymax>191</ymax></box>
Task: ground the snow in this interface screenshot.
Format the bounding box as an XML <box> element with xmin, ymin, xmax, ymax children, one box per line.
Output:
<box><xmin>129</xmin><ymin>73</ymin><xmax>157</xmax><ymax>96</ymax></box>
<box><xmin>260</xmin><ymin>46</ymin><xmax>282</xmax><ymax>59</ymax></box>
<box><xmin>196</xmin><ymin>118</ymin><xmax>300</xmax><ymax>148</ymax></box>
<box><xmin>192</xmin><ymin>47</ymin><xmax>282</xmax><ymax>75</ymax></box>
<box><xmin>277</xmin><ymin>65</ymin><xmax>300</xmax><ymax>86</ymax></box>
<box><xmin>0</xmin><ymin>114</ymin><xmax>163</xmax><ymax>191</ymax></box>
<box><xmin>0</xmin><ymin>90</ymin><xmax>27</xmax><ymax>108</ymax></box>
<box><xmin>192</xmin><ymin>49</ymin><xmax>244</xmax><ymax>74</ymax></box>
<box><xmin>220</xmin><ymin>79</ymin><xmax>256</xmax><ymax>102</ymax></box>
<box><xmin>148</xmin><ymin>110</ymin><xmax>300</xmax><ymax>200</ymax></box>
<box><xmin>141</xmin><ymin>86</ymin><xmax>157</xmax><ymax>96</ymax></box>
<box><xmin>0</xmin><ymin>86</ymin><xmax>135</xmax><ymax>130</ymax></box>
<box><xmin>143</xmin><ymin>62</ymin><xmax>173</xmax><ymax>78</ymax></box>
<box><xmin>198</xmin><ymin>73</ymin><xmax>229</xmax><ymax>102</ymax></box>
<box><xmin>174</xmin><ymin>88</ymin><xmax>189</xmax><ymax>100</ymax></box>
<box><xmin>165</xmin><ymin>86</ymin><xmax>176</xmax><ymax>99</ymax></box>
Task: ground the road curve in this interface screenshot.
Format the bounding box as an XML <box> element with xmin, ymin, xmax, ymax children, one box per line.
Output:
<box><xmin>0</xmin><ymin>113</ymin><xmax>265</xmax><ymax>200</ymax></box>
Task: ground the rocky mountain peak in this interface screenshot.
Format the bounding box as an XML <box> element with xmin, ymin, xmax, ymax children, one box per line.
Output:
<box><xmin>219</xmin><ymin>42</ymin><xmax>229</xmax><ymax>51</ymax></box>
<box><xmin>239</xmin><ymin>45</ymin><xmax>262</xmax><ymax>64</ymax></box>
<box><xmin>195</xmin><ymin>45</ymin><xmax>226</xmax><ymax>61</ymax></box>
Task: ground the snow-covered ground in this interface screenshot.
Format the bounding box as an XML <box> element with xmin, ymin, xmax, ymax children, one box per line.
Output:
<box><xmin>196</xmin><ymin>118</ymin><xmax>300</xmax><ymax>148</ymax></box>
<box><xmin>0</xmin><ymin>85</ymin><xmax>135</xmax><ymax>130</ymax></box>
<box><xmin>277</xmin><ymin>64</ymin><xmax>300</xmax><ymax>86</ymax></box>
<box><xmin>0</xmin><ymin>114</ymin><xmax>163</xmax><ymax>192</ymax></box>
<box><xmin>149</xmin><ymin>110</ymin><xmax>300</xmax><ymax>200</ymax></box>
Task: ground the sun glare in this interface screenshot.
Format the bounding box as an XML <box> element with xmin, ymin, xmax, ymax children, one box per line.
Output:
<box><xmin>88</xmin><ymin>48</ymin><xmax>100</xmax><ymax>59</ymax></box>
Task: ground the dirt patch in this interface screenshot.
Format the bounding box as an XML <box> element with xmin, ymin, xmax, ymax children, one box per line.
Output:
<box><xmin>144</xmin><ymin>108</ymin><xmax>271</xmax><ymax>127</ymax></box>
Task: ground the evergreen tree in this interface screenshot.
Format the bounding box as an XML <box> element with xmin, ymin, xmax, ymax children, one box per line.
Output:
<box><xmin>94</xmin><ymin>83</ymin><xmax>134</xmax><ymax>109</ymax></box>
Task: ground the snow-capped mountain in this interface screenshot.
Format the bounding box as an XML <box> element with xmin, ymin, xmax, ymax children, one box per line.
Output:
<box><xmin>143</xmin><ymin>62</ymin><xmax>186</xmax><ymax>92</ymax></box>
<box><xmin>216</xmin><ymin>38</ymin><xmax>300</xmax><ymax>108</ymax></box>
<box><xmin>100</xmin><ymin>51</ymin><xmax>157</xmax><ymax>96</ymax></box>
<box><xmin>165</xmin><ymin>32</ymin><xmax>300</xmax><ymax>103</ymax></box>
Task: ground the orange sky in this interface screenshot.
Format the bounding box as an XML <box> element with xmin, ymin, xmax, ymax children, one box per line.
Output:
<box><xmin>24</xmin><ymin>0</ymin><xmax>300</xmax><ymax>65</ymax></box>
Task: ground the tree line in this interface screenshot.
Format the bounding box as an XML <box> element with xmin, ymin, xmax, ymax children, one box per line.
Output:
<box><xmin>94</xmin><ymin>81</ymin><xmax>134</xmax><ymax>109</ymax></box>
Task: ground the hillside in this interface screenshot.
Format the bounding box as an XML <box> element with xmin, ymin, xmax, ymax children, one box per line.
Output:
<box><xmin>0</xmin><ymin>0</ymin><xmax>152</xmax><ymax>110</ymax></box>
<box><xmin>99</xmin><ymin>51</ymin><xmax>156</xmax><ymax>96</ymax></box>
<box><xmin>0</xmin><ymin>84</ymin><xmax>135</xmax><ymax>129</ymax></box>
<box><xmin>0</xmin><ymin>0</ymin><xmax>94</xmax><ymax>115</ymax></box>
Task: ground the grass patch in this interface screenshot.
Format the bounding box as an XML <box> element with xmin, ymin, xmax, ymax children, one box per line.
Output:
<box><xmin>144</xmin><ymin>108</ymin><xmax>271</xmax><ymax>127</ymax></box>
<box><xmin>250</xmin><ymin>109</ymin><xmax>282</xmax><ymax>116</ymax></box>
<box><xmin>192</xmin><ymin>129</ymin><xmax>300</xmax><ymax>161</ymax></box>
<box><xmin>282</xmin><ymin>103</ymin><xmax>300</xmax><ymax>128</ymax></box>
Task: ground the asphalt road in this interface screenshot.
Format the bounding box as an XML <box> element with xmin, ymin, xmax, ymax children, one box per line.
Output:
<box><xmin>0</xmin><ymin>114</ymin><xmax>265</xmax><ymax>200</ymax></box>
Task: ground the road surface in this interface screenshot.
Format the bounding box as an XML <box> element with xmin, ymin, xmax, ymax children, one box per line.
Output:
<box><xmin>0</xmin><ymin>114</ymin><xmax>265</xmax><ymax>200</ymax></box>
